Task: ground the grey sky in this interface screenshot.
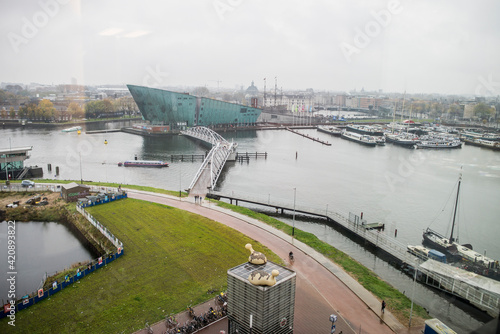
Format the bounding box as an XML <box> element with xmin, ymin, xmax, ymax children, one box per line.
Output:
<box><xmin>1</xmin><ymin>0</ymin><xmax>499</xmax><ymax>95</ymax></box>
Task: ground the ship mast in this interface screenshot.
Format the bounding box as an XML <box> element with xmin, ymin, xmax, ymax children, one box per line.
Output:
<box><xmin>449</xmin><ymin>173</ymin><xmax>462</xmax><ymax>243</ymax></box>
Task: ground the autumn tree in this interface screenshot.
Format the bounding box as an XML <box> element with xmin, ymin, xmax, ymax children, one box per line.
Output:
<box><xmin>67</xmin><ymin>102</ymin><xmax>84</xmax><ymax>118</ymax></box>
<box><xmin>0</xmin><ymin>108</ymin><xmax>6</xmax><ymax>118</ymax></box>
<box><xmin>18</xmin><ymin>102</ymin><xmax>38</xmax><ymax>120</ymax></box>
<box><xmin>84</xmin><ymin>99</ymin><xmax>115</xmax><ymax>119</ymax></box>
<box><xmin>473</xmin><ymin>102</ymin><xmax>494</xmax><ymax>121</ymax></box>
<box><xmin>9</xmin><ymin>107</ymin><xmax>15</xmax><ymax>119</ymax></box>
<box><xmin>447</xmin><ymin>104</ymin><xmax>462</xmax><ymax>119</ymax></box>
<box><xmin>39</xmin><ymin>99</ymin><xmax>56</xmax><ymax>120</ymax></box>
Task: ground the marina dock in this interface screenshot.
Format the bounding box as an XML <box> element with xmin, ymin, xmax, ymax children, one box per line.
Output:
<box><xmin>85</xmin><ymin>129</ymin><xmax>122</xmax><ymax>134</ymax></box>
<box><xmin>286</xmin><ymin>127</ymin><xmax>332</xmax><ymax>145</ymax></box>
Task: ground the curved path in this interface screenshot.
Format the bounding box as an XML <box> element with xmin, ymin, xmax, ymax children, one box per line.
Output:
<box><xmin>128</xmin><ymin>189</ymin><xmax>420</xmax><ymax>334</ymax></box>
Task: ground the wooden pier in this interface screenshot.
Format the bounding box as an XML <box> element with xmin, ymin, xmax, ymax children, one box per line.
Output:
<box><xmin>85</xmin><ymin>129</ymin><xmax>122</xmax><ymax>134</ymax></box>
<box><xmin>207</xmin><ymin>190</ymin><xmax>500</xmax><ymax>317</ymax></box>
<box><xmin>286</xmin><ymin>127</ymin><xmax>331</xmax><ymax>145</ymax></box>
<box><xmin>235</xmin><ymin>152</ymin><xmax>267</xmax><ymax>162</ymax></box>
<box><xmin>170</xmin><ymin>154</ymin><xmax>206</xmax><ymax>162</ymax></box>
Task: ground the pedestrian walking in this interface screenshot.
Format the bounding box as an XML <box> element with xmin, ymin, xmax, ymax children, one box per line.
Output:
<box><xmin>381</xmin><ymin>300</ymin><xmax>386</xmax><ymax>314</ymax></box>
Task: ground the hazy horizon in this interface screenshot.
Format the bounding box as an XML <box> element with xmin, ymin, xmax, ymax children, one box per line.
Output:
<box><xmin>1</xmin><ymin>0</ymin><xmax>499</xmax><ymax>96</ymax></box>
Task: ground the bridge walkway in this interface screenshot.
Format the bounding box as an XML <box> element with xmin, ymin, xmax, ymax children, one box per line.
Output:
<box><xmin>180</xmin><ymin>127</ymin><xmax>236</xmax><ymax>197</ymax></box>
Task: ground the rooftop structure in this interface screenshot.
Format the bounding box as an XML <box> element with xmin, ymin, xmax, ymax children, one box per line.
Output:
<box><xmin>227</xmin><ymin>261</ymin><xmax>296</xmax><ymax>334</ymax></box>
<box><xmin>0</xmin><ymin>146</ymin><xmax>37</xmax><ymax>180</ymax></box>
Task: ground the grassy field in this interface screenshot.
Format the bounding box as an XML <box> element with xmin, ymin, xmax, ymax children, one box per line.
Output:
<box><xmin>214</xmin><ymin>200</ymin><xmax>430</xmax><ymax>326</ymax></box>
<box><xmin>0</xmin><ymin>198</ymin><xmax>280</xmax><ymax>333</ymax></box>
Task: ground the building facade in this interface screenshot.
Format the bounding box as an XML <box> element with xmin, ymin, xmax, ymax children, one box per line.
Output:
<box><xmin>127</xmin><ymin>85</ymin><xmax>261</xmax><ymax>129</ymax></box>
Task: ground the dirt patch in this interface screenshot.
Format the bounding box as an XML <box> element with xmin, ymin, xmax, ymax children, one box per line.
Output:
<box><xmin>1</xmin><ymin>191</ymin><xmax>64</xmax><ymax>210</ymax></box>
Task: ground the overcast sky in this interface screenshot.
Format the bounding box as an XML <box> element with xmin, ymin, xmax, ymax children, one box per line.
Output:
<box><xmin>1</xmin><ymin>0</ymin><xmax>499</xmax><ymax>95</ymax></box>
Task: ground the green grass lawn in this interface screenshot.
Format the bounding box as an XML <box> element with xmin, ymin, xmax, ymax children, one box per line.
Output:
<box><xmin>0</xmin><ymin>198</ymin><xmax>280</xmax><ymax>333</ymax></box>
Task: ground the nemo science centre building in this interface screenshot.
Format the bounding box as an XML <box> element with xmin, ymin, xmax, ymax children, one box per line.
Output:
<box><xmin>127</xmin><ymin>85</ymin><xmax>262</xmax><ymax>131</ymax></box>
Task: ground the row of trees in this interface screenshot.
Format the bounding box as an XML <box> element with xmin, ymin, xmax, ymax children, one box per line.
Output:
<box><xmin>1</xmin><ymin>96</ymin><xmax>139</xmax><ymax>121</ymax></box>
<box><xmin>16</xmin><ymin>99</ymin><xmax>57</xmax><ymax>121</ymax></box>
<box><xmin>84</xmin><ymin>97</ymin><xmax>138</xmax><ymax>119</ymax></box>
<box><xmin>401</xmin><ymin>100</ymin><xmax>498</xmax><ymax>121</ymax></box>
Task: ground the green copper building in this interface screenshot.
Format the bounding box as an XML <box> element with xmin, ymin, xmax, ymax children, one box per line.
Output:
<box><xmin>127</xmin><ymin>85</ymin><xmax>262</xmax><ymax>130</ymax></box>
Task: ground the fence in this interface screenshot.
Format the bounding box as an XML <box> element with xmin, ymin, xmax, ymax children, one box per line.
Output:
<box><xmin>1</xmin><ymin>198</ymin><xmax>125</xmax><ymax>320</ymax></box>
<box><xmin>1</xmin><ymin>249</ymin><xmax>124</xmax><ymax>320</ymax></box>
<box><xmin>77</xmin><ymin>192</ymin><xmax>128</xmax><ymax>208</ymax></box>
<box><xmin>0</xmin><ymin>183</ymin><xmax>60</xmax><ymax>193</ymax></box>
<box><xmin>76</xmin><ymin>205</ymin><xmax>124</xmax><ymax>249</ymax></box>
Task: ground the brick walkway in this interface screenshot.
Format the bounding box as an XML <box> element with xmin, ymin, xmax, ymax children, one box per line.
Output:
<box><xmin>130</xmin><ymin>191</ymin><xmax>424</xmax><ymax>334</ymax></box>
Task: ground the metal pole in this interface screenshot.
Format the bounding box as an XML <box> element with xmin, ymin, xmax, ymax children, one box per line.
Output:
<box><xmin>179</xmin><ymin>160</ymin><xmax>182</xmax><ymax>200</ymax></box>
<box><xmin>249</xmin><ymin>314</ymin><xmax>253</xmax><ymax>334</ymax></box>
<box><xmin>409</xmin><ymin>267</ymin><xmax>417</xmax><ymax>327</ymax></box>
<box><xmin>104</xmin><ymin>139</ymin><xmax>108</xmax><ymax>183</ymax></box>
<box><xmin>292</xmin><ymin>188</ymin><xmax>296</xmax><ymax>239</ymax></box>
<box><xmin>79</xmin><ymin>152</ymin><xmax>83</xmax><ymax>184</ymax></box>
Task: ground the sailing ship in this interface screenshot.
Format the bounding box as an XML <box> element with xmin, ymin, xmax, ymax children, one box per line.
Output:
<box><xmin>422</xmin><ymin>173</ymin><xmax>467</xmax><ymax>253</ymax></box>
<box><xmin>422</xmin><ymin>173</ymin><xmax>500</xmax><ymax>279</ymax></box>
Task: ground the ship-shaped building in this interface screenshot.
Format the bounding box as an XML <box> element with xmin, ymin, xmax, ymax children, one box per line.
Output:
<box><xmin>127</xmin><ymin>85</ymin><xmax>261</xmax><ymax>131</ymax></box>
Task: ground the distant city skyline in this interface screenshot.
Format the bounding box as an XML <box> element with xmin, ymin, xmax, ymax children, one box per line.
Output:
<box><xmin>1</xmin><ymin>0</ymin><xmax>499</xmax><ymax>96</ymax></box>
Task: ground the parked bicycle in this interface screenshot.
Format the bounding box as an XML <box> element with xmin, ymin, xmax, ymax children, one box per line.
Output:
<box><xmin>187</xmin><ymin>305</ymin><xmax>195</xmax><ymax>318</ymax></box>
<box><xmin>165</xmin><ymin>313</ymin><xmax>178</xmax><ymax>329</ymax></box>
<box><xmin>145</xmin><ymin>321</ymin><xmax>153</xmax><ymax>334</ymax></box>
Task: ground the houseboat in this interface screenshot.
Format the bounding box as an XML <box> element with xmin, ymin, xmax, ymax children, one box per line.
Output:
<box><xmin>118</xmin><ymin>160</ymin><xmax>169</xmax><ymax>167</ymax></box>
<box><xmin>340</xmin><ymin>130</ymin><xmax>377</xmax><ymax>146</ymax></box>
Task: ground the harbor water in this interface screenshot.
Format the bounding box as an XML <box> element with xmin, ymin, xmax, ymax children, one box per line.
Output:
<box><xmin>0</xmin><ymin>221</ymin><xmax>94</xmax><ymax>301</ymax></box>
<box><xmin>1</xmin><ymin>123</ymin><xmax>499</xmax><ymax>332</ymax></box>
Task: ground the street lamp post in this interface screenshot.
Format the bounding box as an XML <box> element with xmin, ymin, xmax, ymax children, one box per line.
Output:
<box><xmin>292</xmin><ymin>187</ymin><xmax>296</xmax><ymax>239</ymax></box>
<box><xmin>104</xmin><ymin>139</ymin><xmax>108</xmax><ymax>183</ymax></box>
<box><xmin>79</xmin><ymin>152</ymin><xmax>83</xmax><ymax>184</ymax></box>
<box><xmin>179</xmin><ymin>160</ymin><xmax>182</xmax><ymax>201</ymax></box>
<box><xmin>409</xmin><ymin>268</ymin><xmax>417</xmax><ymax>327</ymax></box>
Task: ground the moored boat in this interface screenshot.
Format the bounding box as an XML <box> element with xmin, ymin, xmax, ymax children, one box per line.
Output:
<box><xmin>340</xmin><ymin>130</ymin><xmax>377</xmax><ymax>146</ymax></box>
<box><xmin>119</xmin><ymin>160</ymin><xmax>169</xmax><ymax>167</ymax></box>
<box><xmin>346</xmin><ymin>124</ymin><xmax>384</xmax><ymax>136</ymax></box>
<box><xmin>385</xmin><ymin>133</ymin><xmax>420</xmax><ymax>148</ymax></box>
<box><xmin>415</xmin><ymin>139</ymin><xmax>462</xmax><ymax>149</ymax></box>
<box><xmin>407</xmin><ymin>245</ymin><xmax>447</xmax><ymax>263</ymax></box>
<box><xmin>317</xmin><ymin>125</ymin><xmax>342</xmax><ymax>136</ymax></box>
<box><xmin>421</xmin><ymin>173</ymin><xmax>500</xmax><ymax>280</ymax></box>
<box><xmin>62</xmin><ymin>126</ymin><xmax>82</xmax><ymax>132</ymax></box>
<box><xmin>374</xmin><ymin>136</ymin><xmax>385</xmax><ymax>146</ymax></box>
<box><xmin>463</xmin><ymin>137</ymin><xmax>500</xmax><ymax>150</ymax></box>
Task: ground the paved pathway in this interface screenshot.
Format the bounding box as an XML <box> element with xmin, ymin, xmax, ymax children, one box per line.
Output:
<box><xmin>128</xmin><ymin>190</ymin><xmax>424</xmax><ymax>334</ymax></box>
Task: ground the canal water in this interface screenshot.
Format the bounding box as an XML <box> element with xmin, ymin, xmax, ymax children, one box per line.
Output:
<box><xmin>0</xmin><ymin>221</ymin><xmax>94</xmax><ymax>301</ymax></box>
<box><xmin>1</xmin><ymin>123</ymin><xmax>499</xmax><ymax>332</ymax></box>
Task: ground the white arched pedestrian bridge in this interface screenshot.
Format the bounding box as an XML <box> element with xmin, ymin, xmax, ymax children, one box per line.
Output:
<box><xmin>180</xmin><ymin>127</ymin><xmax>237</xmax><ymax>196</ymax></box>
